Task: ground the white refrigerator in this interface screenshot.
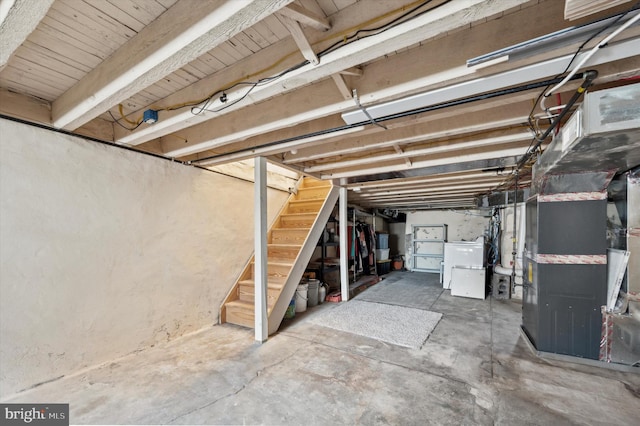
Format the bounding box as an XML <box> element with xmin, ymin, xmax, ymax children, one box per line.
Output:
<box><xmin>443</xmin><ymin>239</ymin><xmax>485</xmax><ymax>290</ymax></box>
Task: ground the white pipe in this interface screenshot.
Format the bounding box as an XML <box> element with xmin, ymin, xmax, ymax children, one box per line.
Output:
<box><xmin>541</xmin><ymin>11</ymin><xmax>640</xmax><ymax>109</ymax></box>
<box><xmin>495</xmin><ymin>264</ymin><xmax>522</xmax><ymax>277</ymax></box>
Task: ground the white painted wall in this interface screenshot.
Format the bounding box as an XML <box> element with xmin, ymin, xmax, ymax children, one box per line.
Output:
<box><xmin>0</xmin><ymin>119</ymin><xmax>289</xmax><ymax>398</ymax></box>
<box><xmin>405</xmin><ymin>209</ymin><xmax>490</xmax><ymax>270</ymax></box>
<box><xmin>388</xmin><ymin>222</ymin><xmax>406</xmax><ymax>256</ymax></box>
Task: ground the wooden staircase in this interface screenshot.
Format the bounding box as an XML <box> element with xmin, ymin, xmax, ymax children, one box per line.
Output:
<box><xmin>220</xmin><ymin>176</ymin><xmax>339</xmax><ymax>335</ymax></box>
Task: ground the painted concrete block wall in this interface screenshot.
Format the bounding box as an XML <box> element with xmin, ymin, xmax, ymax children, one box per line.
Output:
<box><xmin>405</xmin><ymin>210</ymin><xmax>489</xmax><ymax>270</ymax></box>
<box><xmin>0</xmin><ymin>119</ymin><xmax>289</xmax><ymax>398</ymax></box>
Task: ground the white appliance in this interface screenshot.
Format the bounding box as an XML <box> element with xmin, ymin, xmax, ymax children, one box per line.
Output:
<box><xmin>443</xmin><ymin>238</ymin><xmax>484</xmax><ymax>289</ymax></box>
<box><xmin>450</xmin><ymin>266</ymin><xmax>486</xmax><ymax>299</ymax></box>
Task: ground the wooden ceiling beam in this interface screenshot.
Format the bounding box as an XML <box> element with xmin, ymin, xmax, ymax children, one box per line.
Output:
<box><xmin>194</xmin><ymin>125</ymin><xmax>365</xmax><ymax>166</ymax></box>
<box><xmin>347</xmin><ymin>171</ymin><xmax>502</xmax><ymax>189</ymax></box>
<box><xmin>331</xmin><ymin>73</ymin><xmax>353</xmax><ymax>100</ymax></box>
<box><xmin>0</xmin><ymin>0</ymin><xmax>54</xmax><ymax>70</ymax></box>
<box><xmin>339</xmin><ymin>67</ymin><xmax>363</xmax><ymax>77</ymax></box>
<box><xmin>0</xmin><ymin>88</ymin><xmax>114</xmax><ymax>141</ymax></box>
<box><xmin>114</xmin><ymin>0</ymin><xmax>411</xmax><ymax>145</ymax></box>
<box><xmin>51</xmin><ymin>0</ymin><xmax>294</xmax><ymax>130</ymax></box>
<box><xmin>321</xmin><ymin>145</ymin><xmax>527</xmax><ymax>179</ymax></box>
<box><xmin>0</xmin><ymin>88</ymin><xmax>50</xmax><ymax>124</ymax></box>
<box><xmin>279</xmin><ymin>14</ymin><xmax>319</xmax><ymax>64</ymax></box>
<box><xmin>158</xmin><ymin>0</ymin><xmax>636</xmax><ymax>160</ymax></box>
<box><xmin>284</xmin><ymin>103</ymin><xmax>532</xmax><ymax>163</ymax></box>
<box><xmin>360</xmin><ymin>199</ymin><xmax>480</xmax><ymax>208</ymax></box>
<box><xmin>161</xmin><ymin>77</ymin><xmax>351</xmax><ymax>157</ymax></box>
<box><xmin>353</xmin><ymin>178</ymin><xmax>506</xmax><ymax>195</ymax></box>
<box><xmin>305</xmin><ymin>130</ymin><xmax>531</xmax><ymax>173</ymax></box>
<box><xmin>363</xmin><ymin>195</ymin><xmax>478</xmax><ymax>203</ymax></box>
<box><xmin>115</xmin><ymin>0</ymin><xmax>529</xmax><ymax>146</ymax></box>
<box><xmin>354</xmin><ymin>190</ymin><xmax>485</xmax><ymax>203</ymax></box>
<box><xmin>278</xmin><ymin>3</ymin><xmax>330</xmax><ymax>31</ymax></box>
<box><xmin>356</xmin><ymin>182</ymin><xmax>499</xmax><ymax>200</ymax></box>
<box><xmin>130</xmin><ymin>0</ymin><xmax>635</xmax><ymax>158</ymax></box>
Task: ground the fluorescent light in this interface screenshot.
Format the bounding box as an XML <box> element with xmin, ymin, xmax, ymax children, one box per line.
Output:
<box><xmin>194</xmin><ymin>126</ymin><xmax>365</xmax><ymax>166</ymax></box>
<box><xmin>341</xmin><ymin>36</ymin><xmax>640</xmax><ymax>125</ymax></box>
<box><xmin>467</xmin><ymin>10</ymin><xmax>639</xmax><ymax>67</ymax></box>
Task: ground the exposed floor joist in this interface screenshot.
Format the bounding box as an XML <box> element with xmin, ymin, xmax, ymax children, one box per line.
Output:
<box><xmin>114</xmin><ymin>0</ymin><xmax>530</xmax><ymax>147</ymax></box>
<box><xmin>2</xmin><ymin>0</ymin><xmax>638</xmax><ymax>210</ymax></box>
<box><xmin>279</xmin><ymin>14</ymin><xmax>319</xmax><ymax>65</ymax></box>
<box><xmin>52</xmin><ymin>0</ymin><xmax>294</xmax><ymax>130</ymax></box>
<box><xmin>277</xmin><ymin>3</ymin><xmax>330</xmax><ymax>31</ymax></box>
<box><xmin>0</xmin><ymin>0</ymin><xmax>54</xmax><ymax>70</ymax></box>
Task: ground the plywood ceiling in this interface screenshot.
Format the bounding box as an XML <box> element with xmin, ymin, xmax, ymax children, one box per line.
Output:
<box><xmin>1</xmin><ymin>0</ymin><xmax>638</xmax><ymax>210</ymax></box>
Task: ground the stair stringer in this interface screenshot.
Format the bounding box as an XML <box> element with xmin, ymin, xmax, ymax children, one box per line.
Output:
<box><xmin>218</xmin><ymin>183</ymin><xmax>298</xmax><ymax>325</ymax></box>
<box><xmin>268</xmin><ymin>185</ymin><xmax>339</xmax><ymax>335</ymax></box>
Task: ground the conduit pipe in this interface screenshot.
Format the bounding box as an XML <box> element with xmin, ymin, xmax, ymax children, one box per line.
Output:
<box><xmin>193</xmin><ymin>74</ymin><xmax>585</xmax><ymax>165</ymax></box>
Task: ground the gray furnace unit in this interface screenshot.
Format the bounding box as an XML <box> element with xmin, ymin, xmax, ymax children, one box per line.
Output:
<box><xmin>523</xmin><ymin>194</ymin><xmax>607</xmax><ymax>359</ymax></box>
<box><xmin>522</xmin><ymin>83</ymin><xmax>640</xmax><ymax>360</ymax></box>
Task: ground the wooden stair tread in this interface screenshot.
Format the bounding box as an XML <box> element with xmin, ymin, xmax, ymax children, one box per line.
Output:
<box><xmin>294</xmin><ymin>187</ymin><xmax>329</xmax><ymax>203</ymax></box>
<box><xmin>288</xmin><ymin>199</ymin><xmax>324</xmax><ymax>204</ymax></box>
<box><xmin>279</xmin><ymin>213</ymin><xmax>316</xmax><ymax>228</ymax></box>
<box><xmin>226</xmin><ymin>298</ymin><xmax>275</xmax><ymax>308</ymax></box>
<box><xmin>250</xmin><ymin>260</ymin><xmax>294</xmax><ymax>267</ymax></box>
<box><xmin>280</xmin><ymin>212</ymin><xmax>317</xmax><ymax>217</ymax></box>
<box><xmin>238</xmin><ymin>279</ymin><xmax>286</xmax><ymax>289</ymax></box>
<box><xmin>225</xmin><ymin>300</ymin><xmax>254</xmax><ymax>309</ymax></box>
<box><xmin>300</xmin><ymin>178</ymin><xmax>331</xmax><ymax>188</ymax></box>
<box><xmin>267</xmin><ymin>257</ymin><xmax>299</xmax><ymax>264</ymax></box>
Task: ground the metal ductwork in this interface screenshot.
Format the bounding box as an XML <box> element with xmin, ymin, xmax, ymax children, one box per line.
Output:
<box><xmin>533</xmin><ymin>83</ymin><xmax>640</xmax><ymax>193</ymax></box>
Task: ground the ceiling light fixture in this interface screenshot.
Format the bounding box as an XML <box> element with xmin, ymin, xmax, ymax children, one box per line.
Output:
<box><xmin>467</xmin><ymin>8</ymin><xmax>639</xmax><ymax>68</ymax></box>
<box><xmin>340</xmin><ymin>36</ymin><xmax>639</xmax><ymax>125</ymax></box>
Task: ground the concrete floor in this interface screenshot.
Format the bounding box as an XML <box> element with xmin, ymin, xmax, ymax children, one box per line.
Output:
<box><xmin>5</xmin><ymin>271</ymin><xmax>640</xmax><ymax>424</ymax></box>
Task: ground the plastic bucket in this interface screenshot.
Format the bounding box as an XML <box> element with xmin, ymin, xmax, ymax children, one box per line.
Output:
<box><xmin>284</xmin><ymin>297</ymin><xmax>296</xmax><ymax>319</ymax></box>
<box><xmin>295</xmin><ymin>283</ymin><xmax>308</xmax><ymax>312</ymax></box>
<box><xmin>307</xmin><ymin>279</ymin><xmax>320</xmax><ymax>307</ymax></box>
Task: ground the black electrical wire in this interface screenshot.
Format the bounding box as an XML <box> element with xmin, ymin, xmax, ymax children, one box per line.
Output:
<box><xmin>526</xmin><ymin>0</ymin><xmax>640</xmax><ymax>134</ymax></box>
<box><xmin>189</xmin><ymin>0</ymin><xmax>449</xmax><ymax>117</ymax></box>
<box><xmin>316</xmin><ymin>0</ymin><xmax>442</xmax><ymax>58</ymax></box>
<box><xmin>517</xmin><ymin>70</ymin><xmax>598</xmax><ymax>170</ymax></box>
<box><xmin>193</xmin><ymin>73</ymin><xmax>583</xmax><ymax>165</ymax></box>
<box><xmin>108</xmin><ymin>110</ymin><xmax>143</xmax><ymax>131</ymax></box>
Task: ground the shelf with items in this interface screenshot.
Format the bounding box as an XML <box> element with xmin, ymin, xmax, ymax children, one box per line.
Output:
<box><xmin>411</xmin><ymin>224</ymin><xmax>447</xmax><ymax>273</ymax></box>
<box><xmin>306</xmin><ymin>207</ymin><xmax>341</xmax><ymax>287</ymax></box>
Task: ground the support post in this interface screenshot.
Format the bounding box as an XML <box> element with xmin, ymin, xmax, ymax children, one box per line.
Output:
<box><xmin>254</xmin><ymin>156</ymin><xmax>268</xmax><ymax>342</ymax></box>
<box><xmin>339</xmin><ymin>186</ymin><xmax>349</xmax><ymax>301</ymax></box>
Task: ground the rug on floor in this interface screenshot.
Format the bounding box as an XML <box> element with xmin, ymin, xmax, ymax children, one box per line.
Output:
<box><xmin>355</xmin><ymin>279</ymin><xmax>443</xmax><ymax>310</ymax></box>
<box><xmin>310</xmin><ymin>300</ymin><xmax>442</xmax><ymax>349</ymax></box>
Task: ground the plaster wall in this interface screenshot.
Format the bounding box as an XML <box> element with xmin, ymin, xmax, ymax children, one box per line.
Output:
<box><xmin>405</xmin><ymin>210</ymin><xmax>490</xmax><ymax>270</ymax></box>
<box><xmin>0</xmin><ymin>119</ymin><xmax>289</xmax><ymax>398</ymax></box>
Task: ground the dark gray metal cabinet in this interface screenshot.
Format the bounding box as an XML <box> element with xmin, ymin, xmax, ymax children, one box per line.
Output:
<box><xmin>522</xmin><ymin>197</ymin><xmax>607</xmax><ymax>359</ymax></box>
